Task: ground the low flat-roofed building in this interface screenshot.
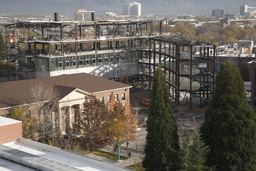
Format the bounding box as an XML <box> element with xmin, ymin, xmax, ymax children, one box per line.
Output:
<box><xmin>0</xmin><ymin>157</ymin><xmax>37</xmax><ymax>171</ymax></box>
<box><xmin>0</xmin><ymin>116</ymin><xmax>22</xmax><ymax>144</ymax></box>
<box><xmin>0</xmin><ymin>138</ymin><xmax>130</xmax><ymax>171</ymax></box>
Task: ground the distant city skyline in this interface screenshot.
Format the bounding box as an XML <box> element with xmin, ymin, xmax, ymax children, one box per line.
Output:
<box><xmin>0</xmin><ymin>0</ymin><xmax>256</xmax><ymax>16</ymax></box>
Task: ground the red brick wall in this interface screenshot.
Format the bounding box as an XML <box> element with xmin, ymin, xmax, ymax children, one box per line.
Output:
<box><xmin>94</xmin><ymin>88</ymin><xmax>130</xmax><ymax>108</ymax></box>
<box><xmin>0</xmin><ymin>122</ymin><xmax>22</xmax><ymax>144</ymax></box>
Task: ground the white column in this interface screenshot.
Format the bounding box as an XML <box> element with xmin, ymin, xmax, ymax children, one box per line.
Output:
<box><xmin>69</xmin><ymin>106</ymin><xmax>72</xmax><ymax>129</ymax></box>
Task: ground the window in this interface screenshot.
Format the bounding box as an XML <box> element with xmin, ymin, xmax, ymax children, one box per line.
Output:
<box><xmin>58</xmin><ymin>58</ymin><xmax>63</xmax><ymax>67</ymax></box>
<box><xmin>115</xmin><ymin>94</ymin><xmax>118</xmax><ymax>101</ymax></box>
<box><xmin>66</xmin><ymin>58</ymin><xmax>70</xmax><ymax>66</ymax></box>
<box><xmin>79</xmin><ymin>56</ymin><xmax>84</xmax><ymax>65</ymax></box>
<box><xmin>121</xmin><ymin>93</ymin><xmax>125</xmax><ymax>100</ymax></box>
<box><xmin>72</xmin><ymin>57</ymin><xmax>76</xmax><ymax>66</ymax></box>
<box><xmin>99</xmin><ymin>97</ymin><xmax>104</xmax><ymax>103</ymax></box>
<box><xmin>107</xmin><ymin>95</ymin><xmax>110</xmax><ymax>102</ymax></box>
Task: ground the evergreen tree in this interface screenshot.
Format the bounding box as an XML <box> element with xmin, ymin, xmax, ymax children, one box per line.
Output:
<box><xmin>143</xmin><ymin>66</ymin><xmax>179</xmax><ymax>171</ymax></box>
<box><xmin>189</xmin><ymin>132</ymin><xmax>208</xmax><ymax>171</ymax></box>
<box><xmin>0</xmin><ymin>33</ymin><xmax>6</xmax><ymax>60</ymax></box>
<box><xmin>179</xmin><ymin>130</ymin><xmax>208</xmax><ymax>171</ymax></box>
<box><xmin>200</xmin><ymin>60</ymin><xmax>256</xmax><ymax>170</ymax></box>
<box><xmin>179</xmin><ymin>129</ymin><xmax>190</xmax><ymax>170</ymax></box>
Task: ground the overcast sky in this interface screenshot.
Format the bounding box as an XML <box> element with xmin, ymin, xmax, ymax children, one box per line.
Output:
<box><xmin>0</xmin><ymin>0</ymin><xmax>255</xmax><ymax>16</ymax></box>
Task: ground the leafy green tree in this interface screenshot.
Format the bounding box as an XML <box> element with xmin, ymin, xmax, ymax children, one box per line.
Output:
<box><xmin>179</xmin><ymin>130</ymin><xmax>209</xmax><ymax>171</ymax></box>
<box><xmin>200</xmin><ymin>60</ymin><xmax>256</xmax><ymax>170</ymax></box>
<box><xmin>143</xmin><ymin>66</ymin><xmax>179</xmax><ymax>171</ymax></box>
<box><xmin>0</xmin><ymin>33</ymin><xmax>7</xmax><ymax>60</ymax></box>
<box><xmin>8</xmin><ymin>108</ymin><xmax>37</xmax><ymax>139</ymax></box>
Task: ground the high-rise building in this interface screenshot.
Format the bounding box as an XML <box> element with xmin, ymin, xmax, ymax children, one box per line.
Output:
<box><xmin>240</xmin><ymin>5</ymin><xmax>256</xmax><ymax>17</ymax></box>
<box><xmin>122</xmin><ymin>2</ymin><xmax>141</xmax><ymax>16</ymax></box>
<box><xmin>74</xmin><ymin>9</ymin><xmax>95</xmax><ymax>22</ymax></box>
<box><xmin>129</xmin><ymin>2</ymin><xmax>141</xmax><ymax>16</ymax></box>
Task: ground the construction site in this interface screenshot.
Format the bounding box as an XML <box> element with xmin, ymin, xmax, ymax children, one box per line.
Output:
<box><xmin>4</xmin><ymin>16</ymin><xmax>216</xmax><ymax>108</ymax></box>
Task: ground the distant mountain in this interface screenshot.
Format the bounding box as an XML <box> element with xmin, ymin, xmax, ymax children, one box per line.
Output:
<box><xmin>0</xmin><ymin>0</ymin><xmax>256</xmax><ymax>15</ymax></box>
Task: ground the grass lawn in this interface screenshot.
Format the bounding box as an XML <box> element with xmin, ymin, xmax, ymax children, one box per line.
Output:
<box><xmin>126</xmin><ymin>162</ymin><xmax>145</xmax><ymax>171</ymax></box>
<box><xmin>92</xmin><ymin>150</ymin><xmax>128</xmax><ymax>161</ymax></box>
<box><xmin>68</xmin><ymin>147</ymin><xmax>128</xmax><ymax>161</ymax></box>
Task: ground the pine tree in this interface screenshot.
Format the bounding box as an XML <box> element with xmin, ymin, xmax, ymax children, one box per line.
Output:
<box><xmin>0</xmin><ymin>33</ymin><xmax>6</xmax><ymax>60</ymax></box>
<box><xmin>179</xmin><ymin>130</ymin><xmax>208</xmax><ymax>171</ymax></box>
<box><xmin>200</xmin><ymin>60</ymin><xmax>256</xmax><ymax>170</ymax></box>
<box><xmin>143</xmin><ymin>66</ymin><xmax>179</xmax><ymax>171</ymax></box>
<box><xmin>179</xmin><ymin>129</ymin><xmax>190</xmax><ymax>171</ymax></box>
<box><xmin>189</xmin><ymin>132</ymin><xmax>208</xmax><ymax>171</ymax></box>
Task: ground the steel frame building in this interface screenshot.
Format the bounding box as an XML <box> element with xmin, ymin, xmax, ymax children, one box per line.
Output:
<box><xmin>4</xmin><ymin>19</ymin><xmax>215</xmax><ymax>107</ymax></box>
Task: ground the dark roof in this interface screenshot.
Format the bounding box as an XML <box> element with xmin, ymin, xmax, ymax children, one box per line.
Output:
<box><xmin>0</xmin><ymin>73</ymin><xmax>131</xmax><ymax>109</ymax></box>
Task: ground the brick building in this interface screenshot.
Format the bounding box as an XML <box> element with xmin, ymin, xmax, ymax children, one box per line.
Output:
<box><xmin>0</xmin><ymin>73</ymin><xmax>131</xmax><ymax>134</ymax></box>
<box><xmin>0</xmin><ymin>117</ymin><xmax>22</xmax><ymax>144</ymax></box>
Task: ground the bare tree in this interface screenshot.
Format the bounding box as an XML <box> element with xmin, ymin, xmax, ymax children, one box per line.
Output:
<box><xmin>24</xmin><ymin>81</ymin><xmax>61</xmax><ymax>143</ymax></box>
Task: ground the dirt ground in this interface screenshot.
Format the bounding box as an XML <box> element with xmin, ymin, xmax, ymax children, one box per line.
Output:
<box><xmin>129</xmin><ymin>89</ymin><xmax>207</xmax><ymax>135</ymax></box>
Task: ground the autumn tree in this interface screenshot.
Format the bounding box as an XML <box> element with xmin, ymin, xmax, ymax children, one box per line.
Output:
<box><xmin>125</xmin><ymin>101</ymin><xmax>139</xmax><ymax>143</ymax></box>
<box><xmin>200</xmin><ymin>60</ymin><xmax>256</xmax><ymax>170</ymax></box>
<box><xmin>143</xmin><ymin>66</ymin><xmax>180</xmax><ymax>171</ymax></box>
<box><xmin>171</xmin><ymin>23</ymin><xmax>195</xmax><ymax>40</ymax></box>
<box><xmin>74</xmin><ymin>95</ymin><xmax>113</xmax><ymax>152</ymax></box>
<box><xmin>8</xmin><ymin>108</ymin><xmax>37</xmax><ymax>139</ymax></box>
<box><xmin>110</xmin><ymin>102</ymin><xmax>128</xmax><ymax>144</ymax></box>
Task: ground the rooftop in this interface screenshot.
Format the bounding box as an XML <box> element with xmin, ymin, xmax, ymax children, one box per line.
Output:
<box><xmin>0</xmin><ymin>117</ymin><xmax>21</xmax><ymax>127</ymax></box>
<box><xmin>2</xmin><ymin>138</ymin><xmax>130</xmax><ymax>171</ymax></box>
<box><xmin>0</xmin><ymin>73</ymin><xmax>131</xmax><ymax>109</ymax></box>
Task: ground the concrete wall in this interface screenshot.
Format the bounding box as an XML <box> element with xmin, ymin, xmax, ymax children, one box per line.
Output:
<box><xmin>48</xmin><ymin>62</ymin><xmax>138</xmax><ymax>79</ymax></box>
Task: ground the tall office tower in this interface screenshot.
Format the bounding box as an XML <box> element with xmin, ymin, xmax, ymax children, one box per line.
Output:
<box><xmin>129</xmin><ymin>2</ymin><xmax>141</xmax><ymax>16</ymax></box>
<box><xmin>240</xmin><ymin>5</ymin><xmax>248</xmax><ymax>16</ymax></box>
<box><xmin>240</xmin><ymin>5</ymin><xmax>256</xmax><ymax>17</ymax></box>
